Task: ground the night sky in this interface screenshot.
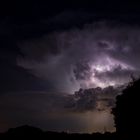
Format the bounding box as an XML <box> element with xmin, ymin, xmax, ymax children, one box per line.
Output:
<box><xmin>0</xmin><ymin>1</ymin><xmax>140</xmax><ymax>133</ymax></box>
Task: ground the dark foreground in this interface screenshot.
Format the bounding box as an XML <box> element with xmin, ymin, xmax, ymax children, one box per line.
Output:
<box><xmin>0</xmin><ymin>125</ymin><xmax>136</xmax><ymax>139</ymax></box>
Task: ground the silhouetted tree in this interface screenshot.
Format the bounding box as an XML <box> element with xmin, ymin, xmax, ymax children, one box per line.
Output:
<box><xmin>112</xmin><ymin>78</ymin><xmax>140</xmax><ymax>137</ymax></box>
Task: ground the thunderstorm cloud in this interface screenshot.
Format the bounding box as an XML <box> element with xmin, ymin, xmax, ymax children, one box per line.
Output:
<box><xmin>1</xmin><ymin>11</ymin><xmax>140</xmax><ymax>133</ymax></box>
<box><xmin>18</xmin><ymin>21</ymin><xmax>140</xmax><ymax>93</ymax></box>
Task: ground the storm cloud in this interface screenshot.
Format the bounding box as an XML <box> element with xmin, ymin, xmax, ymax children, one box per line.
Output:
<box><xmin>2</xmin><ymin>17</ymin><xmax>139</xmax><ymax>133</ymax></box>
<box><xmin>0</xmin><ymin>86</ymin><xmax>118</xmax><ymax>133</ymax></box>
<box><xmin>17</xmin><ymin>21</ymin><xmax>140</xmax><ymax>93</ymax></box>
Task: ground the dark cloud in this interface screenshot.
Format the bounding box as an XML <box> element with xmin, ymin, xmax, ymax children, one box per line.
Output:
<box><xmin>64</xmin><ymin>86</ymin><xmax>120</xmax><ymax>112</ymax></box>
<box><xmin>17</xmin><ymin>21</ymin><xmax>140</xmax><ymax>93</ymax></box>
<box><xmin>94</xmin><ymin>65</ymin><xmax>140</xmax><ymax>86</ymax></box>
<box><xmin>1</xmin><ymin>11</ymin><xmax>140</xmax><ymax>133</ymax></box>
<box><xmin>73</xmin><ymin>61</ymin><xmax>91</xmax><ymax>80</ymax></box>
<box><xmin>65</xmin><ymin>88</ymin><xmax>97</xmax><ymax>112</ymax></box>
<box><xmin>0</xmin><ymin>86</ymin><xmax>119</xmax><ymax>132</ymax></box>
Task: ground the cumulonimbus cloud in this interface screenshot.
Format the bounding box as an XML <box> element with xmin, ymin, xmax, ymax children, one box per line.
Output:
<box><xmin>17</xmin><ymin>21</ymin><xmax>140</xmax><ymax>93</ymax></box>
